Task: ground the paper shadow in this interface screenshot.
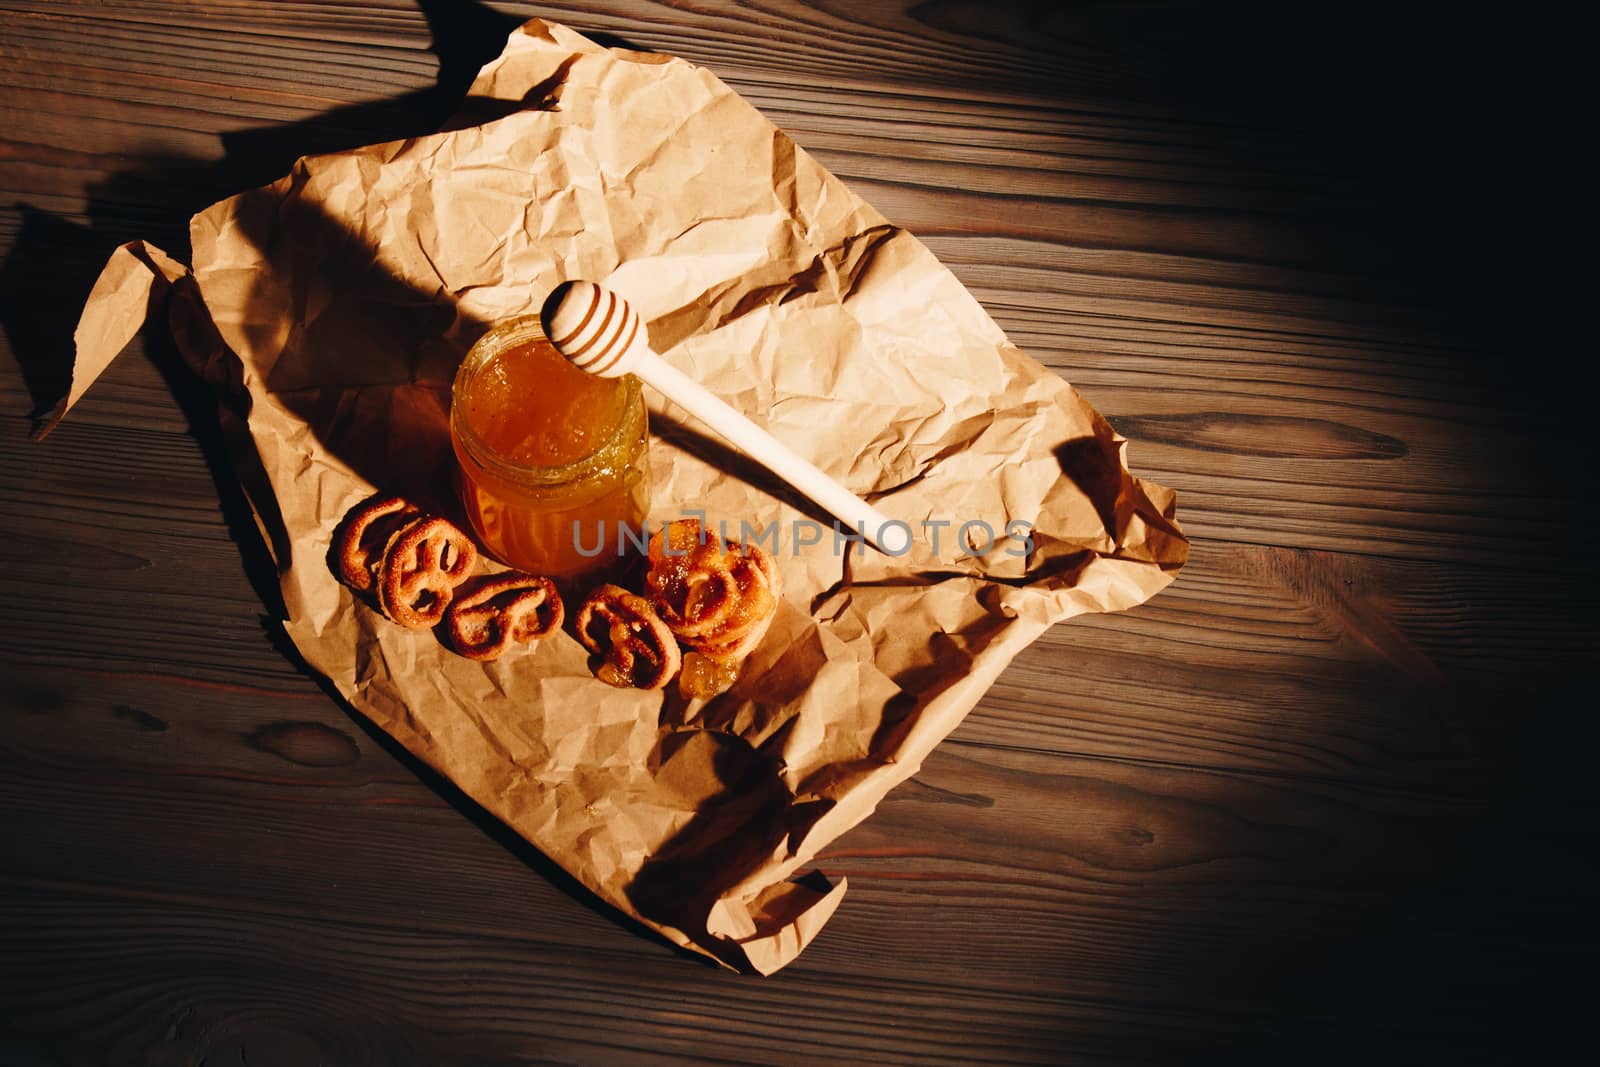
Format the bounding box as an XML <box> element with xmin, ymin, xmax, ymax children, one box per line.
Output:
<box><xmin>623</xmin><ymin>725</ymin><xmax>836</xmax><ymax>969</ymax></box>
<box><xmin>0</xmin><ymin>207</ymin><xmax>116</xmax><ymax>428</ymax></box>
<box><xmin>649</xmin><ymin>409</ymin><xmax>842</xmax><ymax>531</ymax></box>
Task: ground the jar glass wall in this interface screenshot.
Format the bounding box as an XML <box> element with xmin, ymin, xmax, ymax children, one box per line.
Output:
<box><xmin>450</xmin><ymin>315</ymin><xmax>649</xmax><ymax>579</ymax></box>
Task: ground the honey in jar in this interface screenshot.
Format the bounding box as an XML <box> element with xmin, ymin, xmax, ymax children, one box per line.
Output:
<box><xmin>450</xmin><ymin>315</ymin><xmax>649</xmax><ymax>579</ymax></box>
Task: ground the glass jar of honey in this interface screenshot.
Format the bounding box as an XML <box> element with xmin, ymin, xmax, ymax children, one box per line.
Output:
<box><xmin>450</xmin><ymin>315</ymin><xmax>650</xmax><ymax>579</ymax></box>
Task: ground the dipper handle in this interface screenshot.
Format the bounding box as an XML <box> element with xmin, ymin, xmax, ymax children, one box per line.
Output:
<box><xmin>542</xmin><ymin>281</ymin><xmax>909</xmax><ymax>555</ymax></box>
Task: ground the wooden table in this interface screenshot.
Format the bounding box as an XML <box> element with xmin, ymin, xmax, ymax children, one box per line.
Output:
<box><xmin>2</xmin><ymin>3</ymin><xmax>1589</xmax><ymax>1063</ymax></box>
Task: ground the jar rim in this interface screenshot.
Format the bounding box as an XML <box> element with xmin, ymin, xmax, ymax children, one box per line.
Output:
<box><xmin>450</xmin><ymin>315</ymin><xmax>645</xmax><ymax>489</ymax></box>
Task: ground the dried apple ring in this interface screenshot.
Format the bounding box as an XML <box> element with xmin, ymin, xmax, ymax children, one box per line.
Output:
<box><xmin>443</xmin><ymin>573</ymin><xmax>563</xmax><ymax>662</ymax></box>
<box><xmin>330</xmin><ymin>495</ymin><xmax>421</xmax><ymax>593</ymax></box>
<box><xmin>377</xmin><ymin>515</ymin><xmax>477</xmax><ymax>629</ymax></box>
<box><xmin>576</xmin><ymin>584</ymin><xmax>681</xmax><ymax>690</ymax></box>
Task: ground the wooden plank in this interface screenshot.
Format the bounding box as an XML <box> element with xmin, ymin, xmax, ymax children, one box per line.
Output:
<box><xmin>3</xmin><ymin>882</ymin><xmax>1219</xmax><ymax>1066</ymax></box>
<box><xmin>1</xmin><ymin>666</ymin><xmax>1558</xmax><ymax>1062</ymax></box>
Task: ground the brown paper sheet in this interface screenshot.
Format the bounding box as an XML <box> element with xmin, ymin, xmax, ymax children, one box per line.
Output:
<box><xmin>61</xmin><ymin>19</ymin><xmax>1187</xmax><ymax>973</ymax></box>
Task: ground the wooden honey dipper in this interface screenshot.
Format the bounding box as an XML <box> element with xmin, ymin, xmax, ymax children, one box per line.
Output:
<box><xmin>542</xmin><ymin>281</ymin><xmax>911</xmax><ymax>555</ymax></box>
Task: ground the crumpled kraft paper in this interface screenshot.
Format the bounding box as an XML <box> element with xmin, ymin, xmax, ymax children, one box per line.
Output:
<box><xmin>59</xmin><ymin>19</ymin><xmax>1187</xmax><ymax>973</ymax></box>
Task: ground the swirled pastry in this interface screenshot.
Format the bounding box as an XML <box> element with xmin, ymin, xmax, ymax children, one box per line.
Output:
<box><xmin>644</xmin><ymin>519</ymin><xmax>780</xmax><ymax>664</ymax></box>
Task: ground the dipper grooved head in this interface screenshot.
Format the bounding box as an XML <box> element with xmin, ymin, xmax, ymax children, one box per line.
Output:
<box><xmin>541</xmin><ymin>281</ymin><xmax>645</xmax><ymax>378</ymax></box>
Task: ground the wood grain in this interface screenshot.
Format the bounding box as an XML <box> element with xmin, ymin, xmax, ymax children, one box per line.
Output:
<box><xmin>1</xmin><ymin>2</ymin><xmax>1588</xmax><ymax>1064</ymax></box>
